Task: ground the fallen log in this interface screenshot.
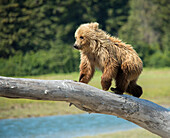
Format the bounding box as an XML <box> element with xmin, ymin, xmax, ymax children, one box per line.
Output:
<box><xmin>0</xmin><ymin>76</ymin><xmax>169</xmax><ymax>137</ymax></box>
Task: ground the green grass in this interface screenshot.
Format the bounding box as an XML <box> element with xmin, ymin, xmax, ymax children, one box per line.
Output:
<box><xmin>78</xmin><ymin>128</ymin><xmax>160</xmax><ymax>138</ymax></box>
<box><xmin>0</xmin><ymin>68</ymin><xmax>170</xmax><ymax>119</ymax></box>
<box><xmin>0</xmin><ymin>99</ymin><xmax>84</xmax><ymax>119</ymax></box>
<box><xmin>138</xmin><ymin>68</ymin><xmax>170</xmax><ymax>105</ymax></box>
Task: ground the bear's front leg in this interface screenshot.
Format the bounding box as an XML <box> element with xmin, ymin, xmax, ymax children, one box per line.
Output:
<box><xmin>101</xmin><ymin>76</ymin><xmax>112</xmax><ymax>91</ymax></box>
<box><xmin>79</xmin><ymin>55</ymin><xmax>95</xmax><ymax>84</ymax></box>
<box><xmin>79</xmin><ymin>65</ymin><xmax>94</xmax><ymax>84</ymax></box>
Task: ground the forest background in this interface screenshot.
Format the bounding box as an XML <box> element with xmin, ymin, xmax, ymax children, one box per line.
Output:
<box><xmin>0</xmin><ymin>0</ymin><xmax>169</xmax><ymax>76</ymax></box>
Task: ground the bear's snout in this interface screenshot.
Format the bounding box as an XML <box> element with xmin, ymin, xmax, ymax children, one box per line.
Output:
<box><xmin>73</xmin><ymin>44</ymin><xmax>79</xmax><ymax>49</ymax></box>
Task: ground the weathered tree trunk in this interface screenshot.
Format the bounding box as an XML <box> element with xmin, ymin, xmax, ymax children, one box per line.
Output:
<box><xmin>0</xmin><ymin>76</ymin><xmax>169</xmax><ymax>137</ymax></box>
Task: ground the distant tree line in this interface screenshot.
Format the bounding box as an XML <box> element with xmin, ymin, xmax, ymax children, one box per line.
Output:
<box><xmin>0</xmin><ymin>0</ymin><xmax>169</xmax><ymax>76</ymax></box>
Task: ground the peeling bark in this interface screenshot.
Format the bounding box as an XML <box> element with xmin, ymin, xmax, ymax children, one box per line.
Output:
<box><xmin>0</xmin><ymin>76</ymin><xmax>169</xmax><ymax>137</ymax></box>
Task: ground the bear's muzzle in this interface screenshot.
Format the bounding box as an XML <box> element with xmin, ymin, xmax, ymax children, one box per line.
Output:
<box><xmin>73</xmin><ymin>44</ymin><xmax>79</xmax><ymax>50</ymax></box>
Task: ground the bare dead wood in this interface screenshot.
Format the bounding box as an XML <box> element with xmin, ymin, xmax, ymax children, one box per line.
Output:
<box><xmin>0</xmin><ymin>76</ymin><xmax>169</xmax><ymax>137</ymax></box>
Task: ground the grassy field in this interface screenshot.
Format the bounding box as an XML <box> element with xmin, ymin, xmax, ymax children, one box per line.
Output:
<box><xmin>0</xmin><ymin>68</ymin><xmax>170</xmax><ymax>119</ymax></box>
<box><xmin>78</xmin><ymin>128</ymin><xmax>160</xmax><ymax>138</ymax></box>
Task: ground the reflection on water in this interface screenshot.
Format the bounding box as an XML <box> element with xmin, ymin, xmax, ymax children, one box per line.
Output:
<box><xmin>0</xmin><ymin>113</ymin><xmax>139</xmax><ymax>138</ymax></box>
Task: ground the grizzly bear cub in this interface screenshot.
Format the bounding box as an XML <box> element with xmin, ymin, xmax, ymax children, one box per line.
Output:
<box><xmin>74</xmin><ymin>22</ymin><xmax>143</xmax><ymax>98</ymax></box>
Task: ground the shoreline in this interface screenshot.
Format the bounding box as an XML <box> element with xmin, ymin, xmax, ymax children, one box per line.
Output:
<box><xmin>0</xmin><ymin>99</ymin><xmax>169</xmax><ymax>120</ymax></box>
<box><xmin>78</xmin><ymin>128</ymin><xmax>160</xmax><ymax>138</ymax></box>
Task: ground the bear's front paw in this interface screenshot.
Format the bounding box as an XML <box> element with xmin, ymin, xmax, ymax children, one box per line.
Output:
<box><xmin>110</xmin><ymin>87</ymin><xmax>123</xmax><ymax>95</ymax></box>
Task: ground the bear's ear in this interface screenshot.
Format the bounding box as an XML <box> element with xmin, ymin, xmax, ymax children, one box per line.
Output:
<box><xmin>88</xmin><ymin>22</ymin><xmax>99</xmax><ymax>30</ymax></box>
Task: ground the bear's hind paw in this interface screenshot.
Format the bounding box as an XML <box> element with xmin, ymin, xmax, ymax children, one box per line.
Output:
<box><xmin>110</xmin><ymin>87</ymin><xmax>123</xmax><ymax>95</ymax></box>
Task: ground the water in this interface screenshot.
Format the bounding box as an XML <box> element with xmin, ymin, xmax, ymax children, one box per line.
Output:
<box><xmin>0</xmin><ymin>113</ymin><xmax>139</xmax><ymax>138</ymax></box>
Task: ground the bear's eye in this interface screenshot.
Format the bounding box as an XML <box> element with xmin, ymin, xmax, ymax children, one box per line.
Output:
<box><xmin>80</xmin><ymin>36</ymin><xmax>84</xmax><ymax>39</ymax></box>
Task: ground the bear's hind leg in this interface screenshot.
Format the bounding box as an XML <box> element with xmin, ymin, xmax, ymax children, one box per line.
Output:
<box><xmin>101</xmin><ymin>63</ymin><xmax>118</xmax><ymax>91</ymax></box>
<box><xmin>127</xmin><ymin>80</ymin><xmax>143</xmax><ymax>98</ymax></box>
<box><xmin>111</xmin><ymin>70</ymin><xmax>130</xmax><ymax>95</ymax></box>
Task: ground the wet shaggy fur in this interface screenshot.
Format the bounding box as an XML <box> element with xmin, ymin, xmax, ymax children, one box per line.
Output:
<box><xmin>74</xmin><ymin>22</ymin><xmax>143</xmax><ymax>98</ymax></box>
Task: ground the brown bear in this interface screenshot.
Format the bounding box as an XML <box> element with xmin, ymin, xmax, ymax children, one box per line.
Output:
<box><xmin>74</xmin><ymin>22</ymin><xmax>143</xmax><ymax>98</ymax></box>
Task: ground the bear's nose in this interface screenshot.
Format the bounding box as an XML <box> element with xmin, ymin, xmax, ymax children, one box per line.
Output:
<box><xmin>73</xmin><ymin>44</ymin><xmax>79</xmax><ymax>49</ymax></box>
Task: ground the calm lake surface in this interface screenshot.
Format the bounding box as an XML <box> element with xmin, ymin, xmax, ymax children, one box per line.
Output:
<box><xmin>0</xmin><ymin>113</ymin><xmax>139</xmax><ymax>138</ymax></box>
